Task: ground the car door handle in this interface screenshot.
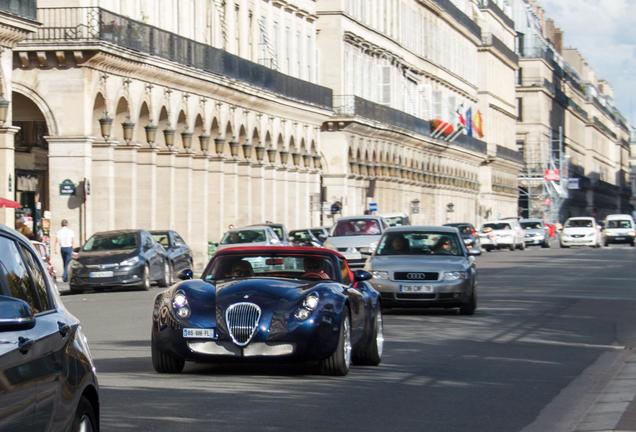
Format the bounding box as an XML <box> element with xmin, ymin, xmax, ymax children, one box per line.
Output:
<box><xmin>58</xmin><ymin>321</ymin><xmax>70</xmax><ymax>337</ymax></box>
<box><xmin>18</xmin><ymin>337</ymin><xmax>34</xmax><ymax>354</ymax></box>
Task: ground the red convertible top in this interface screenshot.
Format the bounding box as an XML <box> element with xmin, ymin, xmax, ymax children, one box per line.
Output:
<box><xmin>214</xmin><ymin>245</ymin><xmax>347</xmax><ymax>260</ymax></box>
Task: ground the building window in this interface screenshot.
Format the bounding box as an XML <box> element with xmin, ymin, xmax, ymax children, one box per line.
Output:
<box><xmin>379</xmin><ymin>64</ymin><xmax>392</xmax><ymax>105</ymax></box>
<box><xmin>517</xmin><ymin>97</ymin><xmax>523</xmax><ymax>121</ymax></box>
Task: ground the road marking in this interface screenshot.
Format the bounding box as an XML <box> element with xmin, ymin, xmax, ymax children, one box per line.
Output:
<box><xmin>520</xmin><ymin>338</ymin><xmax>626</xmax><ymax>351</ymax></box>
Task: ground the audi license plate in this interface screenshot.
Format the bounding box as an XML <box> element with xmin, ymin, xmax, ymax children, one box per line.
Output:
<box><xmin>88</xmin><ymin>271</ymin><xmax>113</xmax><ymax>278</ymax></box>
<box><xmin>183</xmin><ymin>328</ymin><xmax>216</xmax><ymax>339</ymax></box>
<box><xmin>400</xmin><ymin>284</ymin><xmax>434</xmax><ymax>293</ymax></box>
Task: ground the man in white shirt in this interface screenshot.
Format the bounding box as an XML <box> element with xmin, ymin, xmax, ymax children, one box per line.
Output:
<box><xmin>54</xmin><ymin>219</ymin><xmax>75</xmax><ymax>282</ymax></box>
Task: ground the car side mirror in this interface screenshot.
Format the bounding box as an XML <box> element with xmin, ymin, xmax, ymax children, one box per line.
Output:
<box><xmin>0</xmin><ymin>296</ymin><xmax>36</xmax><ymax>332</ymax></box>
<box><xmin>468</xmin><ymin>248</ymin><xmax>482</xmax><ymax>256</ymax></box>
<box><xmin>178</xmin><ymin>269</ymin><xmax>194</xmax><ymax>281</ymax></box>
<box><xmin>353</xmin><ymin>270</ymin><xmax>372</xmax><ymax>282</ymax></box>
<box><xmin>73</xmin><ymin>247</ymin><xmax>80</xmax><ymax>253</ymax></box>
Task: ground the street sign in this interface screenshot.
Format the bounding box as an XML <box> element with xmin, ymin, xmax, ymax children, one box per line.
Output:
<box><xmin>368</xmin><ymin>202</ymin><xmax>378</xmax><ymax>212</ymax></box>
<box><xmin>544</xmin><ymin>169</ymin><xmax>560</xmax><ymax>182</ymax></box>
<box><xmin>567</xmin><ymin>178</ymin><xmax>579</xmax><ymax>190</ymax></box>
<box><xmin>59</xmin><ymin>179</ymin><xmax>76</xmax><ymax>196</ymax></box>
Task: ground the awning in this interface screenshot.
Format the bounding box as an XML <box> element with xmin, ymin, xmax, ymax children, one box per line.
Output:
<box><xmin>0</xmin><ymin>197</ymin><xmax>20</xmax><ymax>209</ymax></box>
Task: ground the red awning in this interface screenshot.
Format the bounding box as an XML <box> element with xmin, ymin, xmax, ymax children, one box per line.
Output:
<box><xmin>0</xmin><ymin>197</ymin><xmax>20</xmax><ymax>209</ymax></box>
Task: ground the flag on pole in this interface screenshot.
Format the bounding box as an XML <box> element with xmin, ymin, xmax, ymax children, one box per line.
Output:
<box><xmin>473</xmin><ymin>110</ymin><xmax>484</xmax><ymax>138</ymax></box>
<box><xmin>445</xmin><ymin>104</ymin><xmax>466</xmax><ymax>142</ymax></box>
<box><xmin>465</xmin><ymin>107</ymin><xmax>473</xmax><ymax>137</ymax></box>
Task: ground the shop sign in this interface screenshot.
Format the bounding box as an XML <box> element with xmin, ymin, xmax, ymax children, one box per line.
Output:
<box><xmin>544</xmin><ymin>169</ymin><xmax>560</xmax><ymax>182</ymax></box>
<box><xmin>59</xmin><ymin>179</ymin><xmax>76</xmax><ymax>196</ymax></box>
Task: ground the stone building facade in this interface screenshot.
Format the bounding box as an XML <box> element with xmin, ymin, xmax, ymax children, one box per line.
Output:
<box><xmin>316</xmin><ymin>0</ymin><xmax>522</xmax><ymax>226</ymax></box>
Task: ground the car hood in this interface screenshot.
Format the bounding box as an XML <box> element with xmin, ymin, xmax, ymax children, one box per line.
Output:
<box><xmin>77</xmin><ymin>249</ymin><xmax>138</xmax><ymax>265</ymax></box>
<box><xmin>326</xmin><ymin>235</ymin><xmax>382</xmax><ymax>248</ymax></box>
<box><xmin>214</xmin><ymin>278</ymin><xmax>327</xmax><ymax>310</ymax></box>
<box><xmin>563</xmin><ymin>227</ymin><xmax>595</xmax><ymax>235</ymax></box>
<box><xmin>369</xmin><ymin>255</ymin><xmax>469</xmax><ymax>272</ymax></box>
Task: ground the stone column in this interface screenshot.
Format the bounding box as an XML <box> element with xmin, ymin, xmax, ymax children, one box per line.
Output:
<box><xmin>251</xmin><ymin>162</ymin><xmax>265</xmax><ymax>223</ymax></box>
<box><xmin>113</xmin><ymin>145</ymin><xmax>139</xmax><ymax>229</ymax></box>
<box><xmin>208</xmin><ymin>156</ymin><xmax>225</xmax><ymax>241</ymax></box>
<box><xmin>223</xmin><ymin>159</ymin><xmax>239</xmax><ymax>230</ymax></box>
<box><xmin>276</xmin><ymin>167</ymin><xmax>287</xmax><ymax>224</ymax></box>
<box><xmin>264</xmin><ymin>164</ymin><xmax>276</xmax><ymax>223</ymax></box>
<box><xmin>237</xmin><ymin>160</ymin><xmax>252</xmax><ymax>226</ymax></box>
<box><xmin>288</xmin><ymin>167</ymin><xmax>299</xmax><ymax>228</ymax></box>
<box><xmin>0</xmin><ymin>126</ymin><xmax>18</xmax><ymax>227</ymax></box>
<box><xmin>136</xmin><ymin>147</ymin><xmax>158</xmax><ymax>229</ymax></box>
<box><xmin>174</xmin><ymin>153</ymin><xmax>193</xmax><ymax>239</ymax></box>
<box><xmin>156</xmin><ymin>149</ymin><xmax>177</xmax><ymax>229</ymax></box>
<box><xmin>91</xmin><ymin>141</ymin><xmax>115</xmax><ymax>233</ymax></box>
<box><xmin>191</xmin><ymin>154</ymin><xmax>209</xmax><ymax>268</ymax></box>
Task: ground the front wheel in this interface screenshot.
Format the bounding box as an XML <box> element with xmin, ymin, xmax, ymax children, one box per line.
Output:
<box><xmin>141</xmin><ymin>264</ymin><xmax>151</xmax><ymax>291</ymax></box>
<box><xmin>459</xmin><ymin>288</ymin><xmax>477</xmax><ymax>315</ymax></box>
<box><xmin>152</xmin><ymin>337</ymin><xmax>185</xmax><ymax>374</ymax></box>
<box><xmin>353</xmin><ymin>308</ymin><xmax>383</xmax><ymax>366</ymax></box>
<box><xmin>71</xmin><ymin>396</ymin><xmax>98</xmax><ymax>432</ymax></box>
<box><xmin>158</xmin><ymin>261</ymin><xmax>171</xmax><ymax>288</ymax></box>
<box><xmin>509</xmin><ymin>243</ymin><xmax>515</xmax><ymax>252</ymax></box>
<box><xmin>320</xmin><ymin>310</ymin><xmax>352</xmax><ymax>376</ymax></box>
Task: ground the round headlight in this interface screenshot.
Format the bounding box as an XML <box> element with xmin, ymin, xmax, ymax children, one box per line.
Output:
<box><xmin>303</xmin><ymin>294</ymin><xmax>319</xmax><ymax>311</ymax></box>
<box><xmin>173</xmin><ymin>293</ymin><xmax>187</xmax><ymax>308</ymax></box>
<box><xmin>294</xmin><ymin>308</ymin><xmax>311</xmax><ymax>320</ymax></box>
<box><xmin>176</xmin><ymin>306</ymin><xmax>191</xmax><ymax>319</ymax></box>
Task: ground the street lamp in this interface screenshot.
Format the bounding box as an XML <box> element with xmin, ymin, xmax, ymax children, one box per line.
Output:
<box><xmin>144</xmin><ymin>123</ymin><xmax>157</xmax><ymax>147</ymax></box>
<box><xmin>214</xmin><ymin>138</ymin><xmax>225</xmax><ymax>155</ymax></box>
<box><xmin>279</xmin><ymin>150</ymin><xmax>289</xmax><ymax>165</ymax></box>
<box><xmin>229</xmin><ymin>140</ymin><xmax>240</xmax><ymax>158</ymax></box>
<box><xmin>122</xmin><ymin>121</ymin><xmax>135</xmax><ymax>144</ymax></box>
<box><xmin>255</xmin><ymin>144</ymin><xmax>265</xmax><ymax>162</ymax></box>
<box><xmin>163</xmin><ymin>128</ymin><xmax>175</xmax><ymax>148</ymax></box>
<box><xmin>199</xmin><ymin>134</ymin><xmax>210</xmax><ymax>154</ymax></box>
<box><xmin>266</xmin><ymin>147</ymin><xmax>277</xmax><ymax>164</ymax></box>
<box><xmin>242</xmin><ymin>142</ymin><xmax>253</xmax><ymax>159</ymax></box>
<box><xmin>99</xmin><ymin>114</ymin><xmax>113</xmax><ymax>140</ymax></box>
<box><xmin>181</xmin><ymin>130</ymin><xmax>193</xmax><ymax>152</ymax></box>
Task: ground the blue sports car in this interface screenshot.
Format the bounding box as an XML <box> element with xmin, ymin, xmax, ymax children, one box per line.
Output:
<box><xmin>151</xmin><ymin>246</ymin><xmax>384</xmax><ymax>375</ymax></box>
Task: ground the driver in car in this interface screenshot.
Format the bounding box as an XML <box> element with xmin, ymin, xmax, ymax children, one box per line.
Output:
<box><xmin>303</xmin><ymin>257</ymin><xmax>332</xmax><ymax>280</ymax></box>
<box><xmin>229</xmin><ymin>260</ymin><xmax>254</xmax><ymax>278</ymax></box>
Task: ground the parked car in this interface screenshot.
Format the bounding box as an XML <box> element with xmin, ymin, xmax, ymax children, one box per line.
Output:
<box><xmin>443</xmin><ymin>223</ymin><xmax>481</xmax><ymax>250</ymax></box>
<box><xmin>248</xmin><ymin>222</ymin><xmax>289</xmax><ymax>243</ymax></box>
<box><xmin>602</xmin><ymin>214</ymin><xmax>636</xmax><ymax>247</ymax></box>
<box><xmin>150</xmin><ymin>230</ymin><xmax>193</xmax><ymax>283</ymax></box>
<box><xmin>479</xmin><ymin>220</ymin><xmax>526</xmax><ymax>251</ymax></box>
<box><xmin>0</xmin><ymin>225</ymin><xmax>99</xmax><ymax>432</ymax></box>
<box><xmin>520</xmin><ymin>218</ymin><xmax>550</xmax><ymax>248</ymax></box>
<box><xmin>289</xmin><ymin>229</ymin><xmax>322</xmax><ymax>247</ymax></box>
<box><xmin>309</xmin><ymin>227</ymin><xmax>330</xmax><ymax>244</ymax></box>
<box><xmin>217</xmin><ymin>226</ymin><xmax>282</xmax><ymax>251</ymax></box>
<box><xmin>323</xmin><ymin>215</ymin><xmax>390</xmax><ymax>267</ymax></box>
<box><xmin>382</xmin><ymin>213</ymin><xmax>411</xmax><ymax>227</ymax></box>
<box><xmin>365</xmin><ymin>226</ymin><xmax>479</xmax><ymax>314</ymax></box>
<box><xmin>151</xmin><ymin>246</ymin><xmax>383</xmax><ymax>376</ymax></box>
<box><xmin>69</xmin><ymin>229</ymin><xmax>170</xmax><ymax>293</ymax></box>
<box><xmin>31</xmin><ymin>240</ymin><xmax>57</xmax><ymax>281</ymax></box>
<box><xmin>560</xmin><ymin>217</ymin><xmax>602</xmax><ymax>248</ymax></box>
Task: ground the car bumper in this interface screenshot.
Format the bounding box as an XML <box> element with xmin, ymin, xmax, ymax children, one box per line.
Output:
<box><xmin>524</xmin><ymin>236</ymin><xmax>546</xmax><ymax>245</ymax></box>
<box><xmin>561</xmin><ymin>237</ymin><xmax>596</xmax><ymax>246</ymax></box>
<box><xmin>69</xmin><ymin>264</ymin><xmax>146</xmax><ymax>288</ymax></box>
<box><xmin>370</xmin><ymin>278</ymin><xmax>472</xmax><ymax>308</ymax></box>
<box><xmin>604</xmin><ymin>236</ymin><xmax>635</xmax><ymax>244</ymax></box>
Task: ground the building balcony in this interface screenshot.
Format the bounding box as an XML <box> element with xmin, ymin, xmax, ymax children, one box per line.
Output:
<box><xmin>0</xmin><ymin>0</ymin><xmax>37</xmax><ymax>21</ymax></box>
<box><xmin>481</xmin><ymin>33</ymin><xmax>518</xmax><ymax>65</ymax></box>
<box><xmin>333</xmin><ymin>95</ymin><xmax>487</xmax><ymax>155</ymax></box>
<box><xmin>496</xmin><ymin>145</ymin><xmax>523</xmax><ymax>164</ymax></box>
<box><xmin>434</xmin><ymin>0</ymin><xmax>481</xmax><ymax>39</ymax></box>
<box><xmin>22</xmin><ymin>7</ymin><xmax>332</xmax><ymax>109</ymax></box>
<box><xmin>478</xmin><ymin>0</ymin><xmax>514</xmax><ymax>29</ymax></box>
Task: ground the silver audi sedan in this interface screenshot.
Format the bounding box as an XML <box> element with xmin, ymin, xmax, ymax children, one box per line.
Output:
<box><xmin>365</xmin><ymin>226</ymin><xmax>479</xmax><ymax>315</ymax></box>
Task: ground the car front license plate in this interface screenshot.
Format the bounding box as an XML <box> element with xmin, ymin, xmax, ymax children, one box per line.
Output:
<box><xmin>614</xmin><ymin>237</ymin><xmax>625</xmax><ymax>241</ymax></box>
<box><xmin>400</xmin><ymin>284</ymin><xmax>434</xmax><ymax>293</ymax></box>
<box><xmin>89</xmin><ymin>271</ymin><xmax>114</xmax><ymax>278</ymax></box>
<box><xmin>183</xmin><ymin>328</ymin><xmax>217</xmax><ymax>339</ymax></box>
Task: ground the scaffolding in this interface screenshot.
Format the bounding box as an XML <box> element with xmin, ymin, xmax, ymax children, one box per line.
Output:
<box><xmin>518</xmin><ymin>127</ymin><xmax>569</xmax><ymax>223</ymax></box>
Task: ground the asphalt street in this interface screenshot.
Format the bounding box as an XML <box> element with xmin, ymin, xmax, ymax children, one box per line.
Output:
<box><xmin>59</xmin><ymin>245</ymin><xmax>636</xmax><ymax>432</ymax></box>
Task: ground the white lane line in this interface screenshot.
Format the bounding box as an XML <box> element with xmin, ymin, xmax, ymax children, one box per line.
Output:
<box><xmin>519</xmin><ymin>338</ymin><xmax>626</xmax><ymax>351</ymax></box>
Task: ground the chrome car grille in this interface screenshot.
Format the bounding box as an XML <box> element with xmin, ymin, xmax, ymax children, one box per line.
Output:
<box><xmin>394</xmin><ymin>272</ymin><xmax>439</xmax><ymax>281</ymax></box>
<box><xmin>225</xmin><ymin>302</ymin><xmax>261</xmax><ymax>347</ymax></box>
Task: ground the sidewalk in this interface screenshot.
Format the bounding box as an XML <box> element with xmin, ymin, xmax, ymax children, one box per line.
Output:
<box><xmin>575</xmin><ymin>350</ymin><xmax>636</xmax><ymax>432</ymax></box>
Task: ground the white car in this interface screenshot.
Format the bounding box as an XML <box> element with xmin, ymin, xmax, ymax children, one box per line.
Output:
<box><xmin>560</xmin><ymin>217</ymin><xmax>602</xmax><ymax>248</ymax></box>
<box><xmin>323</xmin><ymin>215</ymin><xmax>389</xmax><ymax>268</ymax></box>
<box><xmin>602</xmin><ymin>214</ymin><xmax>636</xmax><ymax>247</ymax></box>
<box><xmin>479</xmin><ymin>220</ymin><xmax>526</xmax><ymax>252</ymax></box>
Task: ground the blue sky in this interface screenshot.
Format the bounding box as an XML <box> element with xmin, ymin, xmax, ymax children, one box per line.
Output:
<box><xmin>542</xmin><ymin>0</ymin><xmax>636</xmax><ymax>128</ymax></box>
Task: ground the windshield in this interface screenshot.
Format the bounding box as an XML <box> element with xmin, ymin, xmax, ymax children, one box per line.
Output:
<box><xmin>384</xmin><ymin>216</ymin><xmax>408</xmax><ymax>227</ymax></box>
<box><xmin>151</xmin><ymin>232</ymin><xmax>170</xmax><ymax>248</ymax></box>
<box><xmin>375</xmin><ymin>232</ymin><xmax>463</xmax><ymax>257</ymax></box>
<box><xmin>520</xmin><ymin>222</ymin><xmax>543</xmax><ymax>230</ymax></box>
<box><xmin>607</xmin><ymin>220</ymin><xmax>632</xmax><ymax>229</ymax></box>
<box><xmin>445</xmin><ymin>224</ymin><xmax>473</xmax><ymax>234</ymax></box>
<box><xmin>221</xmin><ymin>230</ymin><xmax>267</xmax><ymax>245</ymax></box>
<box><xmin>290</xmin><ymin>230</ymin><xmax>313</xmax><ymax>242</ymax></box>
<box><xmin>83</xmin><ymin>232</ymin><xmax>138</xmax><ymax>252</ymax></box>
<box><xmin>203</xmin><ymin>254</ymin><xmax>336</xmax><ymax>281</ymax></box>
<box><xmin>332</xmin><ymin>219</ymin><xmax>381</xmax><ymax>236</ymax></box>
<box><xmin>565</xmin><ymin>219</ymin><xmax>593</xmax><ymax>228</ymax></box>
<box><xmin>482</xmin><ymin>223</ymin><xmax>511</xmax><ymax>231</ymax></box>
<box><xmin>310</xmin><ymin>229</ymin><xmax>326</xmax><ymax>238</ymax></box>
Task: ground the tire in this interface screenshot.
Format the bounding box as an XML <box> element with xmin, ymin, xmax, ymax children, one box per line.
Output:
<box><xmin>69</xmin><ymin>285</ymin><xmax>84</xmax><ymax>294</ymax></box>
<box><xmin>604</xmin><ymin>240</ymin><xmax>609</xmax><ymax>247</ymax></box>
<box><xmin>485</xmin><ymin>246</ymin><xmax>492</xmax><ymax>253</ymax></box>
<box><xmin>560</xmin><ymin>242</ymin><xmax>569</xmax><ymax>248</ymax></box>
<box><xmin>509</xmin><ymin>243</ymin><xmax>515</xmax><ymax>252</ymax></box>
<box><xmin>158</xmin><ymin>261</ymin><xmax>171</xmax><ymax>288</ymax></box>
<box><xmin>631</xmin><ymin>241</ymin><xmax>635</xmax><ymax>247</ymax></box>
<box><xmin>541</xmin><ymin>241</ymin><xmax>550</xmax><ymax>248</ymax></box>
<box><xmin>320</xmin><ymin>309</ymin><xmax>352</xmax><ymax>376</ymax></box>
<box><xmin>141</xmin><ymin>264</ymin><xmax>151</xmax><ymax>291</ymax></box>
<box><xmin>71</xmin><ymin>396</ymin><xmax>98</xmax><ymax>432</ymax></box>
<box><xmin>152</xmin><ymin>337</ymin><xmax>185</xmax><ymax>374</ymax></box>
<box><xmin>459</xmin><ymin>288</ymin><xmax>477</xmax><ymax>315</ymax></box>
<box><xmin>353</xmin><ymin>308</ymin><xmax>383</xmax><ymax>366</ymax></box>
<box><xmin>519</xmin><ymin>242</ymin><xmax>526</xmax><ymax>251</ymax></box>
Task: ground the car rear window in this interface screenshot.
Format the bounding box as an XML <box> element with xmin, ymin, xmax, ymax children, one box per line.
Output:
<box><xmin>521</xmin><ymin>222</ymin><xmax>543</xmax><ymax>229</ymax></box>
<box><xmin>221</xmin><ymin>230</ymin><xmax>267</xmax><ymax>244</ymax></box>
<box><xmin>482</xmin><ymin>223</ymin><xmax>511</xmax><ymax>231</ymax></box>
<box><xmin>332</xmin><ymin>219</ymin><xmax>381</xmax><ymax>236</ymax></box>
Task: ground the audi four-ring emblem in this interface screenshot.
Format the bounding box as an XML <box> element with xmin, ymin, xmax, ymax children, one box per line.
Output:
<box><xmin>406</xmin><ymin>273</ymin><xmax>427</xmax><ymax>280</ymax></box>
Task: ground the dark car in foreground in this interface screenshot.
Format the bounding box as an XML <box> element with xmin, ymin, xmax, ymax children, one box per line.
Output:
<box><xmin>365</xmin><ymin>226</ymin><xmax>479</xmax><ymax>314</ymax></box>
<box><xmin>151</xmin><ymin>246</ymin><xmax>383</xmax><ymax>376</ymax></box>
<box><xmin>0</xmin><ymin>225</ymin><xmax>99</xmax><ymax>432</ymax></box>
<box><xmin>150</xmin><ymin>230</ymin><xmax>193</xmax><ymax>283</ymax></box>
<box><xmin>69</xmin><ymin>229</ymin><xmax>170</xmax><ymax>293</ymax></box>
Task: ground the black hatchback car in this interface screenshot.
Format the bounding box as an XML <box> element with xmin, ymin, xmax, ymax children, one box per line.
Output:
<box><xmin>69</xmin><ymin>229</ymin><xmax>170</xmax><ymax>293</ymax></box>
<box><xmin>0</xmin><ymin>225</ymin><xmax>99</xmax><ymax>431</ymax></box>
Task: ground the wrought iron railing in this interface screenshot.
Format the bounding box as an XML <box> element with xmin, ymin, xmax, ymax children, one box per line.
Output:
<box><xmin>434</xmin><ymin>0</ymin><xmax>481</xmax><ymax>39</ymax></box>
<box><xmin>25</xmin><ymin>7</ymin><xmax>332</xmax><ymax>109</ymax></box>
<box><xmin>478</xmin><ymin>0</ymin><xmax>514</xmax><ymax>29</ymax></box>
<box><xmin>482</xmin><ymin>33</ymin><xmax>518</xmax><ymax>64</ymax></box>
<box><xmin>496</xmin><ymin>145</ymin><xmax>523</xmax><ymax>164</ymax></box>
<box><xmin>0</xmin><ymin>0</ymin><xmax>37</xmax><ymax>21</ymax></box>
<box><xmin>334</xmin><ymin>95</ymin><xmax>487</xmax><ymax>155</ymax></box>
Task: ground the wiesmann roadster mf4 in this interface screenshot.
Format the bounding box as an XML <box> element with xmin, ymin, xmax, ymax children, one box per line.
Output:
<box><xmin>151</xmin><ymin>246</ymin><xmax>383</xmax><ymax>376</ymax></box>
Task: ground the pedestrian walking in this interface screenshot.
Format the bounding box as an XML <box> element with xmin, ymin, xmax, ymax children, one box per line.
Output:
<box><xmin>54</xmin><ymin>219</ymin><xmax>75</xmax><ymax>283</ymax></box>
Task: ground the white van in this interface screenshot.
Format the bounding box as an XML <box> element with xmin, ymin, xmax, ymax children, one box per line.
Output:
<box><xmin>603</xmin><ymin>214</ymin><xmax>635</xmax><ymax>247</ymax></box>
